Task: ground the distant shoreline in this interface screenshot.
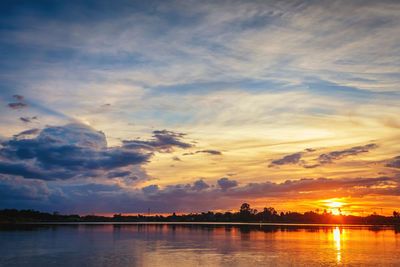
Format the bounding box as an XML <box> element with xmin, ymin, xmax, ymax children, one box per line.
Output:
<box><xmin>2</xmin><ymin>206</ymin><xmax>400</xmax><ymax>225</ymax></box>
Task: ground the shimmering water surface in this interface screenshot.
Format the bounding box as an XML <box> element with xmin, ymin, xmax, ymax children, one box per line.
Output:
<box><xmin>0</xmin><ymin>223</ymin><xmax>399</xmax><ymax>266</ymax></box>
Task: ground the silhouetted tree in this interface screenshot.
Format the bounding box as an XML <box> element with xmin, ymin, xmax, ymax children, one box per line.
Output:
<box><xmin>240</xmin><ymin>203</ymin><xmax>251</xmax><ymax>215</ymax></box>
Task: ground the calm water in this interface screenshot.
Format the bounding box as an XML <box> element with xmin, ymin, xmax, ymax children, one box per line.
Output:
<box><xmin>0</xmin><ymin>223</ymin><xmax>399</xmax><ymax>266</ymax></box>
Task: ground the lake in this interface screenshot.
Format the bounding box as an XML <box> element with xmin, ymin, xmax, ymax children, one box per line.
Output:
<box><xmin>0</xmin><ymin>223</ymin><xmax>399</xmax><ymax>266</ymax></box>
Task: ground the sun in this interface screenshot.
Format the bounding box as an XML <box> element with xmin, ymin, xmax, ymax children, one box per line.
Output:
<box><xmin>331</xmin><ymin>209</ymin><xmax>341</xmax><ymax>216</ymax></box>
<box><xmin>319</xmin><ymin>199</ymin><xmax>347</xmax><ymax>215</ymax></box>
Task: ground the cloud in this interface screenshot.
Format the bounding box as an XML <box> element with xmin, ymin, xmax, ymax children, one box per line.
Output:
<box><xmin>269</xmin><ymin>144</ymin><xmax>378</xmax><ymax>168</ymax></box>
<box><xmin>217</xmin><ymin>177</ymin><xmax>238</xmax><ymax>191</ymax></box>
<box><xmin>142</xmin><ymin>184</ymin><xmax>159</xmax><ymax>194</ymax></box>
<box><xmin>122</xmin><ymin>176</ymin><xmax>138</xmax><ymax>185</ymax></box>
<box><xmin>67</xmin><ymin>183</ymin><xmax>122</xmax><ymax>193</ymax></box>
<box><xmin>0</xmin><ymin>162</ymin><xmax>74</xmax><ymax>180</ymax></box>
<box><xmin>192</xmin><ymin>179</ymin><xmax>210</xmax><ymax>191</ymax></box>
<box><xmin>122</xmin><ymin>130</ymin><xmax>192</xmax><ymax>152</ymax></box>
<box><xmin>13</xmin><ymin>128</ymin><xmax>40</xmax><ymax>139</ymax></box>
<box><xmin>0</xmin><ymin>175</ymin><xmax>50</xmax><ymax>201</ymax></box>
<box><xmin>107</xmin><ymin>171</ymin><xmax>131</xmax><ymax>178</ymax></box>
<box><xmin>303</xmin><ymin>164</ymin><xmax>321</xmax><ymax>169</ymax></box>
<box><xmin>8</xmin><ymin>94</ymin><xmax>28</xmax><ymax>110</ymax></box>
<box><xmin>317</xmin><ymin>143</ymin><xmax>377</xmax><ymax>165</ymax></box>
<box><xmin>269</xmin><ymin>152</ymin><xmax>302</xmax><ymax>167</ymax></box>
<box><xmin>0</xmin><ymin>123</ymin><xmax>152</xmax><ymax>180</ymax></box>
<box><xmin>20</xmin><ymin>116</ymin><xmax>38</xmax><ymax>123</ymax></box>
<box><xmin>385</xmin><ymin>156</ymin><xmax>400</xmax><ymax>169</ymax></box>
<box><xmin>225</xmin><ymin>177</ymin><xmax>399</xmax><ymax>201</ymax></box>
<box><xmin>8</xmin><ymin>103</ymin><xmax>28</xmax><ymax>110</ymax></box>
<box><xmin>196</xmin><ymin>150</ymin><xmax>222</xmax><ymax>155</ymax></box>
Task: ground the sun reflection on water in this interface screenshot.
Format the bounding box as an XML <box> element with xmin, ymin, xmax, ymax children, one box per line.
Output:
<box><xmin>333</xmin><ymin>227</ymin><xmax>342</xmax><ymax>263</ymax></box>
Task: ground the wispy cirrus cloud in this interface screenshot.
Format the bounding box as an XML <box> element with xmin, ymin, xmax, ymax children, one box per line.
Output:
<box><xmin>122</xmin><ymin>130</ymin><xmax>193</xmax><ymax>152</ymax></box>
<box><xmin>196</xmin><ymin>150</ymin><xmax>222</xmax><ymax>155</ymax></box>
<box><xmin>269</xmin><ymin>143</ymin><xmax>378</xmax><ymax>169</ymax></box>
<box><xmin>316</xmin><ymin>143</ymin><xmax>378</xmax><ymax>165</ymax></box>
<box><xmin>12</xmin><ymin>128</ymin><xmax>40</xmax><ymax>139</ymax></box>
<box><xmin>19</xmin><ymin>116</ymin><xmax>38</xmax><ymax>123</ymax></box>
<box><xmin>269</xmin><ymin>152</ymin><xmax>303</xmax><ymax>167</ymax></box>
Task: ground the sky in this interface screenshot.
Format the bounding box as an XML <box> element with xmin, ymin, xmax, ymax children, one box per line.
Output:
<box><xmin>1</xmin><ymin>0</ymin><xmax>400</xmax><ymax>215</ymax></box>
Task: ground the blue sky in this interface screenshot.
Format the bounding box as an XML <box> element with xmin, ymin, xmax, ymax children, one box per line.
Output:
<box><xmin>1</xmin><ymin>0</ymin><xmax>400</xmax><ymax>215</ymax></box>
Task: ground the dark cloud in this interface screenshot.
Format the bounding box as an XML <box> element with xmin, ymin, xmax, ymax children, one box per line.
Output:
<box><xmin>142</xmin><ymin>184</ymin><xmax>159</xmax><ymax>194</ymax></box>
<box><xmin>0</xmin><ymin>162</ymin><xmax>93</xmax><ymax>181</ymax></box>
<box><xmin>107</xmin><ymin>171</ymin><xmax>131</xmax><ymax>178</ymax></box>
<box><xmin>8</xmin><ymin>94</ymin><xmax>28</xmax><ymax>110</ymax></box>
<box><xmin>385</xmin><ymin>156</ymin><xmax>400</xmax><ymax>169</ymax></box>
<box><xmin>217</xmin><ymin>177</ymin><xmax>238</xmax><ymax>191</ymax></box>
<box><xmin>172</xmin><ymin>156</ymin><xmax>181</xmax><ymax>161</ymax></box>
<box><xmin>13</xmin><ymin>128</ymin><xmax>40</xmax><ymax>138</ymax></box>
<box><xmin>269</xmin><ymin>152</ymin><xmax>302</xmax><ymax>167</ymax></box>
<box><xmin>196</xmin><ymin>150</ymin><xmax>222</xmax><ymax>155</ymax></box>
<box><xmin>0</xmin><ymin>176</ymin><xmax>50</xmax><ymax>201</ymax></box>
<box><xmin>0</xmin><ymin>123</ymin><xmax>152</xmax><ymax>180</ymax></box>
<box><xmin>0</xmin><ymin>162</ymin><xmax>60</xmax><ymax>180</ymax></box>
<box><xmin>67</xmin><ymin>183</ymin><xmax>122</xmax><ymax>193</ymax></box>
<box><xmin>317</xmin><ymin>143</ymin><xmax>377</xmax><ymax>165</ymax></box>
<box><xmin>269</xmin><ymin>144</ymin><xmax>377</xmax><ymax>168</ymax></box>
<box><xmin>123</xmin><ymin>130</ymin><xmax>192</xmax><ymax>152</ymax></box>
<box><xmin>303</xmin><ymin>164</ymin><xmax>321</xmax><ymax>169</ymax></box>
<box><xmin>228</xmin><ymin>176</ymin><xmax>397</xmax><ymax>199</ymax></box>
<box><xmin>122</xmin><ymin>176</ymin><xmax>138</xmax><ymax>185</ymax></box>
<box><xmin>20</xmin><ymin>117</ymin><xmax>31</xmax><ymax>123</ymax></box>
<box><xmin>8</xmin><ymin>103</ymin><xmax>28</xmax><ymax>110</ymax></box>
<box><xmin>192</xmin><ymin>179</ymin><xmax>210</xmax><ymax>191</ymax></box>
<box><xmin>20</xmin><ymin>116</ymin><xmax>38</xmax><ymax>123</ymax></box>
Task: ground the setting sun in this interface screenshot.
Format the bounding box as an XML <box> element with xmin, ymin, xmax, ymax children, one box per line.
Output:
<box><xmin>319</xmin><ymin>199</ymin><xmax>346</xmax><ymax>215</ymax></box>
<box><xmin>331</xmin><ymin>209</ymin><xmax>341</xmax><ymax>216</ymax></box>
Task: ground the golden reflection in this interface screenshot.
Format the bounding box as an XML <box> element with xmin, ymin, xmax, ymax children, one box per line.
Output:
<box><xmin>333</xmin><ymin>227</ymin><xmax>341</xmax><ymax>263</ymax></box>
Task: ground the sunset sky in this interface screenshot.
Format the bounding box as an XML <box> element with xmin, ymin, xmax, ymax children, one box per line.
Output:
<box><xmin>1</xmin><ymin>0</ymin><xmax>400</xmax><ymax>215</ymax></box>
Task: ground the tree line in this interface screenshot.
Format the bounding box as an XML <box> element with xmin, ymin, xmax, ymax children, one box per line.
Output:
<box><xmin>1</xmin><ymin>203</ymin><xmax>400</xmax><ymax>224</ymax></box>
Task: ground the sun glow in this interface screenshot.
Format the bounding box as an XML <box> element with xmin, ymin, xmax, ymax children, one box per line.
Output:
<box><xmin>326</xmin><ymin>201</ymin><xmax>344</xmax><ymax>208</ymax></box>
<box><xmin>331</xmin><ymin>209</ymin><xmax>341</xmax><ymax>216</ymax></box>
<box><xmin>319</xmin><ymin>199</ymin><xmax>347</xmax><ymax>215</ymax></box>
